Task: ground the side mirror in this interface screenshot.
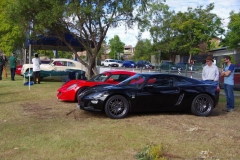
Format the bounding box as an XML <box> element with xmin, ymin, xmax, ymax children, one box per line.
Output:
<box><xmin>106</xmin><ymin>78</ymin><xmax>114</xmax><ymax>83</ymax></box>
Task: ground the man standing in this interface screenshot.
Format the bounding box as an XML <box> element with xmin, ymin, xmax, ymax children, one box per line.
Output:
<box><xmin>2</xmin><ymin>54</ymin><xmax>8</xmax><ymax>78</ymax></box>
<box><xmin>32</xmin><ymin>53</ymin><xmax>41</xmax><ymax>84</ymax></box>
<box><xmin>220</xmin><ymin>55</ymin><xmax>235</xmax><ymax>112</ymax></box>
<box><xmin>9</xmin><ymin>52</ymin><xmax>17</xmax><ymax>81</ymax></box>
<box><xmin>202</xmin><ymin>56</ymin><xmax>219</xmax><ymax>85</ymax></box>
<box><xmin>0</xmin><ymin>51</ymin><xmax>3</xmax><ymax>80</ymax></box>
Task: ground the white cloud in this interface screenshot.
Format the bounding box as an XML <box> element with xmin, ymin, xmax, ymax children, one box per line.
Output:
<box><xmin>106</xmin><ymin>0</ymin><xmax>240</xmax><ymax>47</ymax></box>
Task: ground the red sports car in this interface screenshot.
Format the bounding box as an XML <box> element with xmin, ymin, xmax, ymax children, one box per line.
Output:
<box><xmin>16</xmin><ymin>65</ymin><xmax>23</xmax><ymax>75</ymax></box>
<box><xmin>57</xmin><ymin>70</ymin><xmax>136</xmax><ymax>101</ymax></box>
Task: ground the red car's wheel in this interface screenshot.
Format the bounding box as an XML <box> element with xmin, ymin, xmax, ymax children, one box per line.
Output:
<box><xmin>76</xmin><ymin>87</ymin><xmax>88</xmax><ymax>101</ymax></box>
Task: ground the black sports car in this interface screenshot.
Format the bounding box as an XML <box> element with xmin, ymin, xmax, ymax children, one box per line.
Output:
<box><xmin>77</xmin><ymin>73</ymin><xmax>220</xmax><ymax>119</ymax></box>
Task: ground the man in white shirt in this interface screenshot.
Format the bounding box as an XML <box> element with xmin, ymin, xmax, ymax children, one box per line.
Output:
<box><xmin>202</xmin><ymin>56</ymin><xmax>219</xmax><ymax>85</ymax></box>
<box><xmin>32</xmin><ymin>53</ymin><xmax>41</xmax><ymax>84</ymax></box>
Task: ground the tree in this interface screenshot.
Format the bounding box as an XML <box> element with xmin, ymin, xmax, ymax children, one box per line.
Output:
<box><xmin>223</xmin><ymin>11</ymin><xmax>240</xmax><ymax>49</ymax></box>
<box><xmin>108</xmin><ymin>35</ymin><xmax>124</xmax><ymax>59</ymax></box>
<box><xmin>137</xmin><ymin>2</ymin><xmax>224</xmax><ymax>62</ymax></box>
<box><xmin>132</xmin><ymin>39</ymin><xmax>153</xmax><ymax>61</ymax></box>
<box><xmin>7</xmin><ymin>0</ymin><xmax>149</xmax><ymax>78</ymax></box>
<box><xmin>0</xmin><ymin>0</ymin><xmax>26</xmax><ymax>56</ymax></box>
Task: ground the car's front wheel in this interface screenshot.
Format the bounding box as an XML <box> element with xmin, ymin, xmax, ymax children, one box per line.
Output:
<box><xmin>104</xmin><ymin>95</ymin><xmax>129</xmax><ymax>119</ymax></box>
<box><xmin>76</xmin><ymin>87</ymin><xmax>88</xmax><ymax>101</ymax></box>
<box><xmin>191</xmin><ymin>94</ymin><xmax>214</xmax><ymax>116</ymax></box>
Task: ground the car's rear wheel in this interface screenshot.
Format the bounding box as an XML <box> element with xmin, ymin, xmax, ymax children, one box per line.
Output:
<box><xmin>191</xmin><ymin>94</ymin><xmax>213</xmax><ymax>116</ymax></box>
<box><xmin>104</xmin><ymin>95</ymin><xmax>129</xmax><ymax>119</ymax></box>
<box><xmin>76</xmin><ymin>87</ymin><xmax>88</xmax><ymax>101</ymax></box>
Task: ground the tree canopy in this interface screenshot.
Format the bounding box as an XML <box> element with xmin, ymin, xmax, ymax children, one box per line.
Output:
<box><xmin>137</xmin><ymin>2</ymin><xmax>224</xmax><ymax>61</ymax></box>
<box><xmin>7</xmin><ymin>0</ymin><xmax>149</xmax><ymax>78</ymax></box>
<box><xmin>132</xmin><ymin>39</ymin><xmax>153</xmax><ymax>61</ymax></box>
<box><xmin>222</xmin><ymin>11</ymin><xmax>240</xmax><ymax>49</ymax></box>
<box><xmin>0</xmin><ymin>0</ymin><xmax>25</xmax><ymax>56</ymax></box>
<box><xmin>108</xmin><ymin>35</ymin><xmax>125</xmax><ymax>59</ymax></box>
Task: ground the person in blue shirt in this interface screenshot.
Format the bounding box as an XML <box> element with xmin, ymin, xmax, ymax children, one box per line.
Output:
<box><xmin>220</xmin><ymin>55</ymin><xmax>235</xmax><ymax>112</ymax></box>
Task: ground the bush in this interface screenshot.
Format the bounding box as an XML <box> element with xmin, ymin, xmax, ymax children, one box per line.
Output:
<box><xmin>136</xmin><ymin>143</ymin><xmax>166</xmax><ymax>160</ymax></box>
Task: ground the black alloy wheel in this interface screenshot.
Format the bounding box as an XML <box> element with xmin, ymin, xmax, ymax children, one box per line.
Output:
<box><xmin>104</xmin><ymin>95</ymin><xmax>129</xmax><ymax>119</ymax></box>
<box><xmin>191</xmin><ymin>94</ymin><xmax>214</xmax><ymax>116</ymax></box>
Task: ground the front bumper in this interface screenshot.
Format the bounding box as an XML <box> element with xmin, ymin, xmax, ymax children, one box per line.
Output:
<box><xmin>57</xmin><ymin>90</ymin><xmax>76</xmax><ymax>101</ymax></box>
<box><xmin>77</xmin><ymin>98</ymin><xmax>104</xmax><ymax>112</ymax></box>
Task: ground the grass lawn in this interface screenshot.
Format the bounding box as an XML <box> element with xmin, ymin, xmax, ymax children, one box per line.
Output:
<box><xmin>0</xmin><ymin>74</ymin><xmax>240</xmax><ymax>160</ymax></box>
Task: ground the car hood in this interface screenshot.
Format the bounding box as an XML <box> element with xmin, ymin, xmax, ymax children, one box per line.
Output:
<box><xmin>79</xmin><ymin>84</ymin><xmax>116</xmax><ymax>98</ymax></box>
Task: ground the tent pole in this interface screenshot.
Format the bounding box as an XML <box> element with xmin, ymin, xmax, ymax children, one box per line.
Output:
<box><xmin>29</xmin><ymin>44</ymin><xmax>31</xmax><ymax>90</ymax></box>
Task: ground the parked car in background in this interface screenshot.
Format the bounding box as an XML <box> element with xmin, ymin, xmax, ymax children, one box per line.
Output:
<box><xmin>21</xmin><ymin>58</ymin><xmax>86</xmax><ymax>81</ymax></box>
<box><xmin>136</xmin><ymin>60</ymin><xmax>153</xmax><ymax>69</ymax></box>
<box><xmin>16</xmin><ymin>60</ymin><xmax>51</xmax><ymax>75</ymax></box>
<box><xmin>16</xmin><ymin>65</ymin><xmax>23</xmax><ymax>75</ymax></box>
<box><xmin>219</xmin><ymin>64</ymin><xmax>240</xmax><ymax>90</ymax></box>
<box><xmin>77</xmin><ymin>73</ymin><xmax>220</xmax><ymax>119</ymax></box>
<box><xmin>160</xmin><ymin>61</ymin><xmax>179</xmax><ymax>71</ymax></box>
<box><xmin>101</xmin><ymin>59</ymin><xmax>118</xmax><ymax>67</ymax></box>
<box><xmin>122</xmin><ymin>60</ymin><xmax>136</xmax><ymax>68</ymax></box>
<box><xmin>176</xmin><ymin>62</ymin><xmax>199</xmax><ymax>71</ymax></box>
<box><xmin>57</xmin><ymin>70</ymin><xmax>136</xmax><ymax>101</ymax></box>
<box><xmin>115</xmin><ymin>60</ymin><xmax>123</xmax><ymax>67</ymax></box>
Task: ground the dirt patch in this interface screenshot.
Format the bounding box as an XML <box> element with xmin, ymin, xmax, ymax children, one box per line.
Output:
<box><xmin>20</xmin><ymin>100</ymin><xmax>62</xmax><ymax>119</ymax></box>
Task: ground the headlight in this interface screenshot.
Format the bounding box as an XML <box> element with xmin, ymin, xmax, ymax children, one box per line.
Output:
<box><xmin>87</xmin><ymin>92</ymin><xmax>108</xmax><ymax>98</ymax></box>
<box><xmin>67</xmin><ymin>83</ymin><xmax>78</xmax><ymax>90</ymax></box>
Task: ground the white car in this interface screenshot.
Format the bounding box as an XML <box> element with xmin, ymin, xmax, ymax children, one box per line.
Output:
<box><xmin>115</xmin><ymin>60</ymin><xmax>123</xmax><ymax>67</ymax></box>
<box><xmin>101</xmin><ymin>59</ymin><xmax>118</xmax><ymax>67</ymax></box>
<box><xmin>21</xmin><ymin>58</ymin><xmax>86</xmax><ymax>80</ymax></box>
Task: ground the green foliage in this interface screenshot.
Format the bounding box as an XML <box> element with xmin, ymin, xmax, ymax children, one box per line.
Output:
<box><xmin>223</xmin><ymin>12</ymin><xmax>240</xmax><ymax>49</ymax></box>
<box><xmin>0</xmin><ymin>0</ymin><xmax>26</xmax><ymax>56</ymax></box>
<box><xmin>108</xmin><ymin>35</ymin><xmax>125</xmax><ymax>59</ymax></box>
<box><xmin>36</xmin><ymin>50</ymin><xmax>73</xmax><ymax>59</ymax></box>
<box><xmin>7</xmin><ymin>0</ymin><xmax>149</xmax><ymax>78</ymax></box>
<box><xmin>137</xmin><ymin>2</ymin><xmax>224</xmax><ymax>59</ymax></box>
<box><xmin>220</xmin><ymin>54</ymin><xmax>236</xmax><ymax>65</ymax></box>
<box><xmin>136</xmin><ymin>143</ymin><xmax>166</xmax><ymax>160</ymax></box>
<box><xmin>132</xmin><ymin>39</ymin><xmax>153</xmax><ymax>61</ymax></box>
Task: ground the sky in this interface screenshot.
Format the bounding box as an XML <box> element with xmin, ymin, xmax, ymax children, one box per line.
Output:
<box><xmin>106</xmin><ymin>0</ymin><xmax>240</xmax><ymax>47</ymax></box>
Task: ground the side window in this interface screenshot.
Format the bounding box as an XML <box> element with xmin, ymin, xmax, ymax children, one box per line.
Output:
<box><xmin>235</xmin><ymin>66</ymin><xmax>240</xmax><ymax>73</ymax></box>
<box><xmin>173</xmin><ymin>77</ymin><xmax>193</xmax><ymax>86</ymax></box>
<box><xmin>117</xmin><ymin>74</ymin><xmax>131</xmax><ymax>82</ymax></box>
<box><xmin>155</xmin><ymin>78</ymin><xmax>172</xmax><ymax>87</ymax></box>
<box><xmin>54</xmin><ymin>61</ymin><xmax>63</xmax><ymax>66</ymax></box>
<box><xmin>109</xmin><ymin>75</ymin><xmax>120</xmax><ymax>81</ymax></box>
<box><xmin>68</xmin><ymin>62</ymin><xmax>75</xmax><ymax>67</ymax></box>
<box><xmin>150</xmin><ymin>76</ymin><xmax>172</xmax><ymax>87</ymax></box>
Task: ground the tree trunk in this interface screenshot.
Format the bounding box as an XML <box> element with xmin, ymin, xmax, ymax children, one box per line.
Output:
<box><xmin>188</xmin><ymin>54</ymin><xmax>192</xmax><ymax>63</ymax></box>
<box><xmin>86</xmin><ymin>57</ymin><xmax>98</xmax><ymax>79</ymax></box>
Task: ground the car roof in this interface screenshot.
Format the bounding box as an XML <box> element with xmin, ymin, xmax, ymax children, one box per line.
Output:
<box><xmin>102</xmin><ymin>70</ymin><xmax>136</xmax><ymax>75</ymax></box>
<box><xmin>52</xmin><ymin>58</ymin><xmax>80</xmax><ymax>62</ymax></box>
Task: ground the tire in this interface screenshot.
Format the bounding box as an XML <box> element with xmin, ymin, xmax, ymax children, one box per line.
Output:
<box><xmin>104</xmin><ymin>95</ymin><xmax>129</xmax><ymax>119</ymax></box>
<box><xmin>75</xmin><ymin>87</ymin><xmax>88</xmax><ymax>101</ymax></box>
<box><xmin>191</xmin><ymin>94</ymin><xmax>214</xmax><ymax>116</ymax></box>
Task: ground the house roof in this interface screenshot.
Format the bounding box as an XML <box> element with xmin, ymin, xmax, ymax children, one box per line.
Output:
<box><xmin>209</xmin><ymin>47</ymin><xmax>227</xmax><ymax>52</ymax></box>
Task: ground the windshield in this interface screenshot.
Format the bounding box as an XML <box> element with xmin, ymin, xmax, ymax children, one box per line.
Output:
<box><xmin>89</xmin><ymin>73</ymin><xmax>109</xmax><ymax>82</ymax></box>
<box><xmin>109</xmin><ymin>60</ymin><xmax>115</xmax><ymax>62</ymax></box>
<box><xmin>116</xmin><ymin>74</ymin><xmax>148</xmax><ymax>88</ymax></box>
